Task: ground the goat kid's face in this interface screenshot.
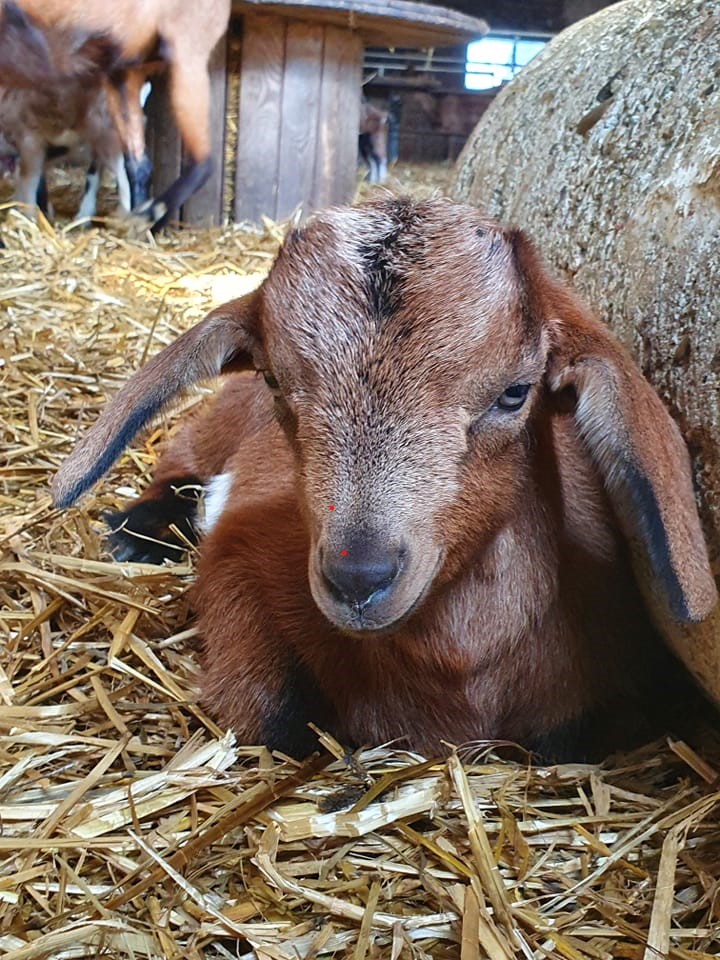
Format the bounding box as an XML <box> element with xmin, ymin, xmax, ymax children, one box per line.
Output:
<box><xmin>258</xmin><ymin>205</ymin><xmax>547</xmax><ymax>631</ymax></box>
<box><xmin>52</xmin><ymin>199</ymin><xmax>717</xmax><ymax>637</ymax></box>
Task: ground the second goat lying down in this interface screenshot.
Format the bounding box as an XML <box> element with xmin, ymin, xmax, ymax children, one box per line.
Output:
<box><xmin>53</xmin><ymin>198</ymin><xmax>718</xmax><ymax>761</ymax></box>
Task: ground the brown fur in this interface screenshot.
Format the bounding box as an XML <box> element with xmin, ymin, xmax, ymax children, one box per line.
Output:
<box><xmin>0</xmin><ymin>2</ymin><xmax>50</xmax><ymax>87</ymax></box>
<box><xmin>52</xmin><ymin>198</ymin><xmax>718</xmax><ymax>760</ymax></box>
<box><xmin>0</xmin><ymin>35</ymin><xmax>129</xmax><ymax>217</ymax></box>
<box><xmin>0</xmin><ymin>0</ymin><xmax>231</xmax><ymax>223</ymax></box>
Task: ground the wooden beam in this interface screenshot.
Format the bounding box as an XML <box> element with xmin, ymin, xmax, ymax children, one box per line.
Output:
<box><xmin>232</xmin><ymin>0</ymin><xmax>488</xmax><ymax>47</ymax></box>
<box><xmin>311</xmin><ymin>26</ymin><xmax>362</xmax><ymax>210</ymax></box>
<box><xmin>276</xmin><ymin>21</ymin><xmax>324</xmax><ymax>219</ymax></box>
<box><xmin>234</xmin><ymin>13</ymin><xmax>286</xmax><ymax>222</ymax></box>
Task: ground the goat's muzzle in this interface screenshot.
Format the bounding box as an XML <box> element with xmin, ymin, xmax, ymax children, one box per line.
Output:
<box><xmin>311</xmin><ymin>530</ymin><xmax>441</xmax><ymax>634</ymax></box>
<box><xmin>321</xmin><ymin>539</ymin><xmax>404</xmax><ymax>609</ymax></box>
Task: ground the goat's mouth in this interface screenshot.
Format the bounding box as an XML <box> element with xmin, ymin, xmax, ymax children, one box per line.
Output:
<box><xmin>308</xmin><ymin>546</ymin><xmax>443</xmax><ymax>635</ymax></box>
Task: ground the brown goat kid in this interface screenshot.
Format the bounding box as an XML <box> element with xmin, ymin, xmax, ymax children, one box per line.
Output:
<box><xmin>0</xmin><ymin>0</ymin><xmax>230</xmax><ymax>226</ymax></box>
<box><xmin>53</xmin><ymin>198</ymin><xmax>718</xmax><ymax>761</ymax></box>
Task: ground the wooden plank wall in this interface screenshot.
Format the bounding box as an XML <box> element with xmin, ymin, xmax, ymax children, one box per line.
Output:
<box><xmin>145</xmin><ymin>13</ymin><xmax>363</xmax><ymax>225</ymax></box>
<box><xmin>232</xmin><ymin>14</ymin><xmax>284</xmax><ymax>221</ymax></box>
<box><xmin>399</xmin><ymin>130</ymin><xmax>467</xmax><ymax>163</ymax></box>
<box><xmin>234</xmin><ymin>13</ymin><xmax>363</xmax><ymax>223</ymax></box>
<box><xmin>311</xmin><ymin>26</ymin><xmax>364</xmax><ymax>211</ymax></box>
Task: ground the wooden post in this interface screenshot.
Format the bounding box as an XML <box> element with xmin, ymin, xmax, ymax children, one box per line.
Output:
<box><xmin>234</xmin><ymin>12</ymin><xmax>363</xmax><ymax>223</ymax></box>
<box><xmin>311</xmin><ymin>25</ymin><xmax>363</xmax><ymax>211</ymax></box>
<box><xmin>234</xmin><ymin>13</ymin><xmax>285</xmax><ymax>222</ymax></box>
<box><xmin>275</xmin><ymin>20</ymin><xmax>325</xmax><ymax>220</ymax></box>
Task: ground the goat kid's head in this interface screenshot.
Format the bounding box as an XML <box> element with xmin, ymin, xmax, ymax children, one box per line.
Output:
<box><xmin>52</xmin><ymin>198</ymin><xmax>716</xmax><ymax>634</ymax></box>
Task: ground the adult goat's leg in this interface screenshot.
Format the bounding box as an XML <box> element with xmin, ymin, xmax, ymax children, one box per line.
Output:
<box><xmin>146</xmin><ymin>49</ymin><xmax>213</xmax><ymax>230</ymax></box>
<box><xmin>14</xmin><ymin>135</ymin><xmax>45</xmax><ymax>215</ymax></box>
<box><xmin>104</xmin><ymin>73</ymin><xmax>151</xmax><ymax>210</ymax></box>
<box><xmin>75</xmin><ymin>157</ymin><xmax>101</xmax><ymax>221</ymax></box>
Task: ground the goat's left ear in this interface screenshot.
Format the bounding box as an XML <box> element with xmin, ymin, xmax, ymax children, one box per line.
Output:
<box><xmin>512</xmin><ymin>230</ymin><xmax>717</xmax><ymax>623</ymax></box>
<box><xmin>52</xmin><ymin>292</ymin><xmax>261</xmax><ymax>508</ymax></box>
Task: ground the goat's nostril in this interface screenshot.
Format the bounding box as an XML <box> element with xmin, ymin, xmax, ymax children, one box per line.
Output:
<box><xmin>322</xmin><ymin>544</ymin><xmax>402</xmax><ymax>606</ymax></box>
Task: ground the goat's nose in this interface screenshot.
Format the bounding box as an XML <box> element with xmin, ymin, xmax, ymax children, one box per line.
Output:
<box><xmin>322</xmin><ymin>540</ymin><xmax>403</xmax><ymax>606</ymax></box>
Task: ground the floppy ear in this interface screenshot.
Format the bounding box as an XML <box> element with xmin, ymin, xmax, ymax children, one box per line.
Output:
<box><xmin>512</xmin><ymin>231</ymin><xmax>716</xmax><ymax>624</ymax></box>
<box><xmin>52</xmin><ymin>293</ymin><xmax>260</xmax><ymax>508</ymax></box>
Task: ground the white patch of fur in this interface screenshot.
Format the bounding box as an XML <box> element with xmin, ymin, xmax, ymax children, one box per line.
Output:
<box><xmin>76</xmin><ymin>168</ymin><xmax>100</xmax><ymax>219</ymax></box>
<box><xmin>113</xmin><ymin>154</ymin><xmax>132</xmax><ymax>213</ymax></box>
<box><xmin>198</xmin><ymin>472</ymin><xmax>233</xmax><ymax>534</ymax></box>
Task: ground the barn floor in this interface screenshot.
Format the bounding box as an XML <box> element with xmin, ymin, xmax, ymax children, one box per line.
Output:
<box><xmin>1</xmin><ymin>164</ymin><xmax>719</xmax><ymax>960</ymax></box>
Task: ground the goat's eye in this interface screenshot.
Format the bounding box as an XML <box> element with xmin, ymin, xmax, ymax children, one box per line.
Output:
<box><xmin>496</xmin><ymin>384</ymin><xmax>531</xmax><ymax>411</ymax></box>
<box><xmin>262</xmin><ymin>371</ymin><xmax>280</xmax><ymax>391</ymax></box>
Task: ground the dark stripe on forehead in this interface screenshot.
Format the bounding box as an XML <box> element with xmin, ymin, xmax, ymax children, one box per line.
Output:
<box><xmin>358</xmin><ymin>198</ymin><xmax>424</xmax><ymax>324</ymax></box>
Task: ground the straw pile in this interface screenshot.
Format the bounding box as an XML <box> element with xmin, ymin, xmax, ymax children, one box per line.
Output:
<box><xmin>1</xmin><ymin>169</ymin><xmax>719</xmax><ymax>960</ymax></box>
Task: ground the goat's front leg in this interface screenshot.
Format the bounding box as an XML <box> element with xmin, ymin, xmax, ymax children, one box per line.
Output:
<box><xmin>111</xmin><ymin>152</ymin><xmax>132</xmax><ymax>213</ymax></box>
<box><xmin>14</xmin><ymin>134</ymin><xmax>44</xmax><ymax>213</ymax></box>
<box><xmin>144</xmin><ymin>47</ymin><xmax>213</xmax><ymax>230</ymax></box>
<box><xmin>75</xmin><ymin>157</ymin><xmax>101</xmax><ymax>221</ymax></box>
<box><xmin>195</xmin><ymin>501</ymin><xmax>335</xmax><ymax>757</ymax></box>
<box><xmin>103</xmin><ymin>72</ymin><xmax>152</xmax><ymax>209</ymax></box>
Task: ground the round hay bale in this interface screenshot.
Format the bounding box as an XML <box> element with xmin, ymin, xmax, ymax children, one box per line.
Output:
<box><xmin>453</xmin><ymin>0</ymin><xmax>720</xmax><ymax>701</ymax></box>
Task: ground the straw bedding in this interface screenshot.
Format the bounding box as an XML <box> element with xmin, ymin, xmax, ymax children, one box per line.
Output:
<box><xmin>1</xmin><ymin>168</ymin><xmax>719</xmax><ymax>959</ymax></box>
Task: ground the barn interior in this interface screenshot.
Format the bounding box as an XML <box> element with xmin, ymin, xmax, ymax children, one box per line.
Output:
<box><xmin>1</xmin><ymin>2</ymin><xmax>719</xmax><ymax>959</ymax></box>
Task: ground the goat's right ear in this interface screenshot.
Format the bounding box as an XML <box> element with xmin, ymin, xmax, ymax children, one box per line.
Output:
<box><xmin>52</xmin><ymin>293</ymin><xmax>260</xmax><ymax>507</ymax></box>
<box><xmin>512</xmin><ymin>238</ymin><xmax>717</xmax><ymax>626</ymax></box>
<box><xmin>508</xmin><ymin>231</ymin><xmax>716</xmax><ymax>625</ymax></box>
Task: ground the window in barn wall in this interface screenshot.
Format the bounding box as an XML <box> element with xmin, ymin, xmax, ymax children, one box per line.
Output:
<box><xmin>465</xmin><ymin>36</ymin><xmax>547</xmax><ymax>91</ymax></box>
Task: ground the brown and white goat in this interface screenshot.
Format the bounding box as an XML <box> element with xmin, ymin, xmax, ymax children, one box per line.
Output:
<box><xmin>0</xmin><ymin>0</ymin><xmax>230</xmax><ymax>227</ymax></box>
<box><xmin>359</xmin><ymin>100</ymin><xmax>389</xmax><ymax>184</ymax></box>
<box><xmin>0</xmin><ymin>74</ymin><xmax>133</xmax><ymax>220</ymax></box>
<box><xmin>52</xmin><ymin>198</ymin><xmax>718</xmax><ymax>761</ymax></box>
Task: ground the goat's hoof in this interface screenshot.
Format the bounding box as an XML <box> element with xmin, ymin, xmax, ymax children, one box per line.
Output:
<box><xmin>134</xmin><ymin>199</ymin><xmax>169</xmax><ymax>231</ymax></box>
<box><xmin>104</xmin><ymin>480</ymin><xmax>201</xmax><ymax>564</ymax></box>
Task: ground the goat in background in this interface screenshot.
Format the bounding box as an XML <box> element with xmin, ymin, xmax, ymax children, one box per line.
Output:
<box><xmin>53</xmin><ymin>197</ymin><xmax>718</xmax><ymax>761</ymax></box>
<box><xmin>0</xmin><ymin>0</ymin><xmax>230</xmax><ymax>228</ymax></box>
<box><xmin>0</xmin><ymin>74</ymin><xmax>139</xmax><ymax>221</ymax></box>
<box><xmin>359</xmin><ymin>100</ymin><xmax>389</xmax><ymax>184</ymax></box>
